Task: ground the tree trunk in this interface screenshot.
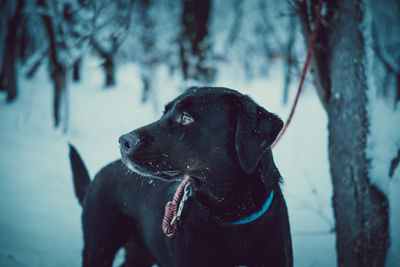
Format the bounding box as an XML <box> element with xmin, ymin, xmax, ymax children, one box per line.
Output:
<box><xmin>327</xmin><ymin>0</ymin><xmax>389</xmax><ymax>266</ymax></box>
<box><xmin>0</xmin><ymin>0</ymin><xmax>24</xmax><ymax>102</ymax></box>
<box><xmin>73</xmin><ymin>58</ymin><xmax>81</xmax><ymax>82</ymax></box>
<box><xmin>0</xmin><ymin>33</ymin><xmax>18</xmax><ymax>101</ymax></box>
<box><xmin>138</xmin><ymin>0</ymin><xmax>155</xmax><ymax>102</ymax></box>
<box><xmin>53</xmin><ymin>63</ymin><xmax>66</xmax><ymax>127</ymax></box>
<box><xmin>39</xmin><ymin>0</ymin><xmax>68</xmax><ymax>128</ymax></box>
<box><xmin>103</xmin><ymin>54</ymin><xmax>115</xmax><ymax>87</ymax></box>
<box><xmin>179</xmin><ymin>0</ymin><xmax>215</xmax><ymax>83</ymax></box>
<box><xmin>282</xmin><ymin>17</ymin><xmax>296</xmax><ymax>105</ymax></box>
<box><xmin>141</xmin><ymin>74</ymin><xmax>151</xmax><ymax>103</ymax></box>
<box><xmin>91</xmin><ymin>40</ymin><xmax>116</xmax><ymax>88</ymax></box>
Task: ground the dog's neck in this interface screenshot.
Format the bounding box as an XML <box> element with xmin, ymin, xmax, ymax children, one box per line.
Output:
<box><xmin>194</xmin><ymin>150</ymin><xmax>280</xmax><ymax>223</ymax></box>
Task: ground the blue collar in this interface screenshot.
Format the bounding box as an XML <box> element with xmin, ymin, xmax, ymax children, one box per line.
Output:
<box><xmin>217</xmin><ymin>190</ymin><xmax>274</xmax><ymax>225</ymax></box>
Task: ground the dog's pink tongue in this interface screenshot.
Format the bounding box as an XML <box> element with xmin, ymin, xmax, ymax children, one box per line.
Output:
<box><xmin>162</xmin><ymin>175</ymin><xmax>190</xmax><ymax>237</ymax></box>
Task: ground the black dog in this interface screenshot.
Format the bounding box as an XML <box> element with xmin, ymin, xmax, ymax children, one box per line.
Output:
<box><xmin>70</xmin><ymin>87</ymin><xmax>293</xmax><ymax>267</ymax></box>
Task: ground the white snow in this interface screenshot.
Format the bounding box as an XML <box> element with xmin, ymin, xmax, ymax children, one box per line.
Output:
<box><xmin>366</xmin><ymin>55</ymin><xmax>400</xmax><ymax>267</ymax></box>
<box><xmin>362</xmin><ymin>1</ymin><xmax>400</xmax><ymax>265</ymax></box>
<box><xmin>0</xmin><ymin>57</ymin><xmax>337</xmax><ymax>266</ymax></box>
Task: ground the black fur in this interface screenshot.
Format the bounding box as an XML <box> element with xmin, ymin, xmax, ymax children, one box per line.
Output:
<box><xmin>69</xmin><ymin>144</ymin><xmax>90</xmax><ymax>206</ymax></box>
<box><xmin>70</xmin><ymin>87</ymin><xmax>293</xmax><ymax>267</ymax></box>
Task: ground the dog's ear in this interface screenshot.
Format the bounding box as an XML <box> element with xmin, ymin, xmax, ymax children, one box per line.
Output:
<box><xmin>235</xmin><ymin>97</ymin><xmax>283</xmax><ymax>173</ymax></box>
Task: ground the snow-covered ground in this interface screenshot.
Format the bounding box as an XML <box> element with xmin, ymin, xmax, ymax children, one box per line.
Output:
<box><xmin>1</xmin><ymin>57</ymin><xmax>338</xmax><ymax>266</ymax></box>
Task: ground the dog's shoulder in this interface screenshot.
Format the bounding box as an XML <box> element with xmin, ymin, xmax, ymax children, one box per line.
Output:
<box><xmin>89</xmin><ymin>160</ymin><xmax>140</xmax><ymax>195</ymax></box>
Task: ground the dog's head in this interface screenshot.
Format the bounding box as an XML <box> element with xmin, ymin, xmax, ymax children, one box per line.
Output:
<box><xmin>119</xmin><ymin>87</ymin><xmax>283</xmax><ymax>184</ymax></box>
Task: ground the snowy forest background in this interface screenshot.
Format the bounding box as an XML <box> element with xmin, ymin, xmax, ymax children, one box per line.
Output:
<box><xmin>0</xmin><ymin>0</ymin><xmax>399</xmax><ymax>266</ymax></box>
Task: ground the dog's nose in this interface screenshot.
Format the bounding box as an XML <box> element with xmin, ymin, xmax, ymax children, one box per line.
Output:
<box><xmin>119</xmin><ymin>133</ymin><xmax>140</xmax><ymax>154</ymax></box>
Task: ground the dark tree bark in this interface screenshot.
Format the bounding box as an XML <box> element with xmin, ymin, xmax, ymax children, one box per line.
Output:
<box><xmin>226</xmin><ymin>0</ymin><xmax>243</xmax><ymax>49</ymax></box>
<box><xmin>179</xmin><ymin>0</ymin><xmax>215</xmax><ymax>83</ymax></box>
<box><xmin>141</xmin><ymin>75</ymin><xmax>151</xmax><ymax>103</ymax></box>
<box><xmin>328</xmin><ymin>3</ymin><xmax>389</xmax><ymax>264</ymax></box>
<box><xmin>39</xmin><ymin>0</ymin><xmax>68</xmax><ymax>128</ymax></box>
<box><xmin>73</xmin><ymin>58</ymin><xmax>82</xmax><ymax>82</ymax></box>
<box><xmin>90</xmin><ymin>0</ymin><xmax>134</xmax><ymax>88</ymax></box>
<box><xmin>103</xmin><ymin>54</ymin><xmax>115</xmax><ymax>87</ymax></box>
<box><xmin>0</xmin><ymin>0</ymin><xmax>24</xmax><ymax>102</ymax></box>
<box><xmin>53</xmin><ymin>63</ymin><xmax>67</xmax><ymax>127</ymax></box>
<box><xmin>327</xmin><ymin>1</ymin><xmax>389</xmax><ymax>262</ymax></box>
<box><xmin>18</xmin><ymin>16</ymin><xmax>29</xmax><ymax>64</ymax></box>
<box><xmin>282</xmin><ymin>17</ymin><xmax>296</xmax><ymax>105</ymax></box>
<box><xmin>297</xmin><ymin>0</ymin><xmax>390</xmax><ymax>266</ymax></box>
<box><xmin>389</xmin><ymin>149</ymin><xmax>400</xmax><ymax>178</ymax></box>
<box><xmin>26</xmin><ymin>49</ymin><xmax>47</xmax><ymax>79</ymax></box>
<box><xmin>138</xmin><ymin>0</ymin><xmax>155</xmax><ymax>103</ymax></box>
<box><xmin>91</xmin><ymin>39</ymin><xmax>116</xmax><ymax>88</ymax></box>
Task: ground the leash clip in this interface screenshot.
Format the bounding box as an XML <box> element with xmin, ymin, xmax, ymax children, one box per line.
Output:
<box><xmin>170</xmin><ymin>183</ymin><xmax>190</xmax><ymax>225</ymax></box>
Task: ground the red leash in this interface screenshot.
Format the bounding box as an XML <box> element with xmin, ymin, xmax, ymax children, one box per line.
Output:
<box><xmin>271</xmin><ymin>0</ymin><xmax>324</xmax><ymax>148</ymax></box>
<box><xmin>163</xmin><ymin>176</ymin><xmax>191</xmax><ymax>237</ymax></box>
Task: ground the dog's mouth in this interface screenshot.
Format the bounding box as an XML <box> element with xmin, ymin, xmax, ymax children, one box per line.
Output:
<box><xmin>121</xmin><ymin>157</ymin><xmax>184</xmax><ymax>181</ymax></box>
<box><xmin>162</xmin><ymin>170</ymin><xmax>184</xmax><ymax>178</ymax></box>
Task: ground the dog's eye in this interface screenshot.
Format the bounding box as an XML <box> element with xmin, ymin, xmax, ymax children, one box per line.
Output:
<box><xmin>177</xmin><ymin>112</ymin><xmax>194</xmax><ymax>125</ymax></box>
